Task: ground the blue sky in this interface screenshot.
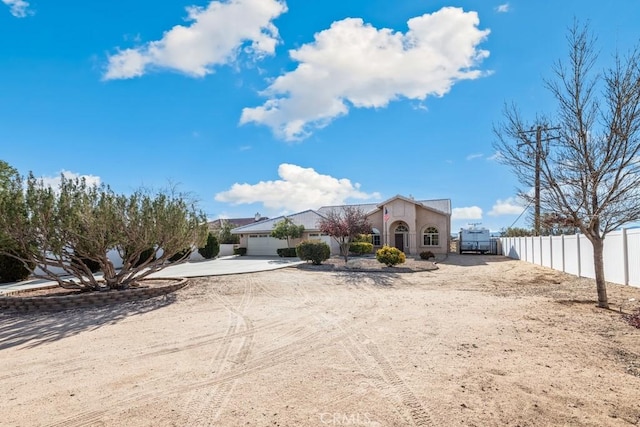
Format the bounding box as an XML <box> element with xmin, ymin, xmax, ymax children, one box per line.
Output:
<box><xmin>2</xmin><ymin>0</ymin><xmax>640</xmax><ymax>232</ymax></box>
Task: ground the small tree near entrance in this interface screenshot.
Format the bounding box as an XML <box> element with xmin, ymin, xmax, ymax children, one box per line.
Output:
<box><xmin>318</xmin><ymin>206</ymin><xmax>372</xmax><ymax>262</ymax></box>
<box><xmin>271</xmin><ymin>217</ymin><xmax>305</xmax><ymax>248</ymax></box>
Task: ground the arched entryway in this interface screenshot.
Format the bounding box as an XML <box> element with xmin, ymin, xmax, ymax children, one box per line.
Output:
<box><xmin>393</xmin><ymin>223</ymin><xmax>409</xmax><ymax>252</ymax></box>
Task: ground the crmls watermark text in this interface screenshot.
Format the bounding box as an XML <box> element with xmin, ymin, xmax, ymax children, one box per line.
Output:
<box><xmin>318</xmin><ymin>412</ymin><xmax>375</xmax><ymax>425</ymax></box>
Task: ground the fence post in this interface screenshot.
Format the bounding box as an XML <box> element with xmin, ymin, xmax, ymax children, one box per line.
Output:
<box><xmin>623</xmin><ymin>228</ymin><xmax>629</xmax><ymax>286</ymax></box>
<box><xmin>549</xmin><ymin>235</ymin><xmax>553</xmax><ymax>269</ymax></box>
<box><xmin>561</xmin><ymin>234</ymin><xmax>565</xmax><ymax>273</ymax></box>
<box><xmin>576</xmin><ymin>233</ymin><xmax>581</xmax><ymax>278</ymax></box>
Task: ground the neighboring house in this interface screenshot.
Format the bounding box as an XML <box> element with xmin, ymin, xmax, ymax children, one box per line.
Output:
<box><xmin>231</xmin><ymin>195</ymin><xmax>451</xmax><ymax>256</ymax></box>
<box><xmin>207</xmin><ymin>213</ymin><xmax>268</xmax><ymax>231</ymax></box>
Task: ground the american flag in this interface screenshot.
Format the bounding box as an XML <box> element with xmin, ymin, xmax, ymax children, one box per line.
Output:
<box><xmin>383</xmin><ymin>207</ymin><xmax>389</xmax><ymax>222</ymax></box>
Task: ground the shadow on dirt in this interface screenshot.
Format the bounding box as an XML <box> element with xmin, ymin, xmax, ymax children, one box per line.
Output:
<box><xmin>0</xmin><ymin>294</ymin><xmax>177</xmax><ymax>350</ymax></box>
<box><xmin>334</xmin><ymin>271</ymin><xmax>401</xmax><ymax>287</ymax></box>
<box><xmin>438</xmin><ymin>253</ymin><xmax>515</xmax><ymax>267</ymax></box>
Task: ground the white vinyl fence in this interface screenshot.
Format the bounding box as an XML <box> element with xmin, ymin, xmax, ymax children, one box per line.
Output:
<box><xmin>500</xmin><ymin>228</ymin><xmax>640</xmax><ymax>288</ymax></box>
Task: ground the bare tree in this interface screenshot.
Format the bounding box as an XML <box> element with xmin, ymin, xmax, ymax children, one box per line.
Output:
<box><xmin>494</xmin><ymin>23</ymin><xmax>640</xmax><ymax>308</ymax></box>
<box><xmin>318</xmin><ymin>206</ymin><xmax>371</xmax><ymax>262</ymax></box>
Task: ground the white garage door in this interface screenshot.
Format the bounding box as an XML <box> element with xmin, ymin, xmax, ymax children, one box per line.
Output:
<box><xmin>247</xmin><ymin>234</ymin><xmax>288</xmax><ymax>256</ymax></box>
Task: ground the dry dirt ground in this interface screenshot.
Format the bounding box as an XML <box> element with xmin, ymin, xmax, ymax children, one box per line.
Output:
<box><xmin>1</xmin><ymin>254</ymin><xmax>640</xmax><ymax>427</ymax></box>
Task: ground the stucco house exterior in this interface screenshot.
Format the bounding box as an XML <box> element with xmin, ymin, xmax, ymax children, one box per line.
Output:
<box><xmin>231</xmin><ymin>195</ymin><xmax>451</xmax><ymax>256</ymax></box>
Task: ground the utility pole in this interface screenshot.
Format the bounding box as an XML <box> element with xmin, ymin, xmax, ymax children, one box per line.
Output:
<box><xmin>518</xmin><ymin>125</ymin><xmax>560</xmax><ymax>236</ymax></box>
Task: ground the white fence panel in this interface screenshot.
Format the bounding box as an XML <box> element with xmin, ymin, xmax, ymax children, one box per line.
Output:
<box><xmin>508</xmin><ymin>238</ymin><xmax>518</xmax><ymax>259</ymax></box>
<box><xmin>501</xmin><ymin>228</ymin><xmax>640</xmax><ymax>288</ymax></box>
<box><xmin>532</xmin><ymin>237</ymin><xmax>541</xmax><ymax>265</ymax></box>
<box><xmin>551</xmin><ymin>236</ymin><xmax>564</xmax><ymax>271</ymax></box>
<box><xmin>579</xmin><ymin>235</ymin><xmax>595</xmax><ymax>279</ymax></box>
<box><xmin>627</xmin><ymin>229</ymin><xmax>640</xmax><ymax>287</ymax></box>
<box><xmin>540</xmin><ymin>236</ymin><xmax>552</xmax><ymax>268</ymax></box>
<box><xmin>562</xmin><ymin>235</ymin><xmax>580</xmax><ymax>276</ymax></box>
<box><xmin>603</xmin><ymin>232</ymin><xmax>626</xmax><ymax>286</ymax></box>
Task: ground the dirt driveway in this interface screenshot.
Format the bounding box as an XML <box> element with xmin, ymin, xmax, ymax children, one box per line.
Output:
<box><xmin>2</xmin><ymin>254</ymin><xmax>640</xmax><ymax>426</ymax></box>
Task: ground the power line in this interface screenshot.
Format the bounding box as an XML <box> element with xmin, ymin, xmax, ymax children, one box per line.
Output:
<box><xmin>508</xmin><ymin>199</ymin><xmax>533</xmax><ymax>230</ymax></box>
<box><xmin>517</xmin><ymin>125</ymin><xmax>560</xmax><ymax>236</ymax></box>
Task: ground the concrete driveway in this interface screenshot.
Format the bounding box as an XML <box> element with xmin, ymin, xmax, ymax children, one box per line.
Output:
<box><xmin>0</xmin><ymin>256</ymin><xmax>304</xmax><ymax>294</ymax></box>
<box><xmin>148</xmin><ymin>255</ymin><xmax>304</xmax><ymax>278</ymax></box>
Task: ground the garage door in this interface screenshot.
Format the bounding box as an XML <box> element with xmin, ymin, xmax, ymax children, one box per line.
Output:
<box><xmin>247</xmin><ymin>234</ymin><xmax>288</xmax><ymax>256</ymax></box>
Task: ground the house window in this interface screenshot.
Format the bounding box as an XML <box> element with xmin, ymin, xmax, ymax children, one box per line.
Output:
<box><xmin>372</xmin><ymin>233</ymin><xmax>381</xmax><ymax>246</ymax></box>
<box><xmin>423</xmin><ymin>227</ymin><xmax>439</xmax><ymax>246</ymax></box>
<box><xmin>395</xmin><ymin>225</ymin><xmax>409</xmax><ymax>233</ymax></box>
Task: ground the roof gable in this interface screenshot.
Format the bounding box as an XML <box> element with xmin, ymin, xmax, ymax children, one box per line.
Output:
<box><xmin>231</xmin><ymin>209</ymin><xmax>326</xmax><ymax>233</ymax></box>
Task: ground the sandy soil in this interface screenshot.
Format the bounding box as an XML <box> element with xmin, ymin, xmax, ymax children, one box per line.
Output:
<box><xmin>1</xmin><ymin>254</ymin><xmax>640</xmax><ymax>427</ymax></box>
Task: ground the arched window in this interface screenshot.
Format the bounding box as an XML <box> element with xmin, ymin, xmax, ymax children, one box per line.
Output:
<box><xmin>395</xmin><ymin>224</ymin><xmax>409</xmax><ymax>233</ymax></box>
<box><xmin>423</xmin><ymin>226</ymin><xmax>439</xmax><ymax>246</ymax></box>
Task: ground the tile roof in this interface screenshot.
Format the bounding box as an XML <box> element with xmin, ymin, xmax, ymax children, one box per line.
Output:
<box><xmin>230</xmin><ymin>210</ymin><xmax>326</xmax><ymax>233</ymax></box>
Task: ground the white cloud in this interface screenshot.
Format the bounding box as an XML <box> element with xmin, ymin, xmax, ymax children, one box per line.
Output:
<box><xmin>214</xmin><ymin>163</ymin><xmax>381</xmax><ymax>211</ymax></box>
<box><xmin>2</xmin><ymin>0</ymin><xmax>31</xmax><ymax>17</ymax></box>
<box><xmin>466</xmin><ymin>153</ymin><xmax>483</xmax><ymax>161</ymax></box>
<box><xmin>496</xmin><ymin>4</ymin><xmax>510</xmax><ymax>13</ymax></box>
<box><xmin>488</xmin><ymin>197</ymin><xmax>524</xmax><ymax>216</ymax></box>
<box><xmin>487</xmin><ymin>151</ymin><xmax>503</xmax><ymax>161</ymax></box>
<box><xmin>452</xmin><ymin>206</ymin><xmax>483</xmax><ymax>220</ymax></box>
<box><xmin>104</xmin><ymin>0</ymin><xmax>287</xmax><ymax>80</ymax></box>
<box><xmin>241</xmin><ymin>7</ymin><xmax>490</xmax><ymax>140</ymax></box>
<box><xmin>38</xmin><ymin>170</ymin><xmax>102</xmax><ymax>190</ymax></box>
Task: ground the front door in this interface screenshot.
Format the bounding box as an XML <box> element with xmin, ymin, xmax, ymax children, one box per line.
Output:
<box><xmin>394</xmin><ymin>233</ymin><xmax>404</xmax><ymax>251</ymax></box>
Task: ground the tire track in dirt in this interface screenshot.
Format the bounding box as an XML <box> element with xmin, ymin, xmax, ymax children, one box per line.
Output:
<box><xmin>44</xmin><ymin>277</ymin><xmax>352</xmax><ymax>427</ymax></box>
<box><xmin>297</xmin><ymin>275</ymin><xmax>436</xmax><ymax>426</ymax></box>
<box><xmin>44</xmin><ymin>320</ymin><xmax>354</xmax><ymax>427</ymax></box>
<box><xmin>43</xmin><ymin>274</ymin><xmax>384</xmax><ymax>427</ymax></box>
<box><xmin>45</xmin><ymin>279</ymin><xmax>256</xmax><ymax>427</ymax></box>
<box><xmin>181</xmin><ymin>277</ymin><xmax>256</xmax><ymax>426</ymax></box>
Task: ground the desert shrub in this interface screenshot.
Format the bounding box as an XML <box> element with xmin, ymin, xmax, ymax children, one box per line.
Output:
<box><xmin>349</xmin><ymin>241</ymin><xmax>373</xmax><ymax>255</ymax></box>
<box><xmin>420</xmin><ymin>250</ymin><xmax>435</xmax><ymax>260</ymax></box>
<box><xmin>72</xmin><ymin>257</ymin><xmax>101</xmax><ymax>273</ymax></box>
<box><xmin>296</xmin><ymin>241</ymin><xmax>330</xmax><ymax>265</ymax></box>
<box><xmin>169</xmin><ymin>248</ymin><xmax>192</xmax><ymax>263</ymax></box>
<box><xmin>376</xmin><ymin>245</ymin><xmax>406</xmax><ymax>267</ymax></box>
<box><xmin>234</xmin><ymin>247</ymin><xmax>247</xmax><ymax>256</ymax></box>
<box><xmin>198</xmin><ymin>232</ymin><xmax>220</xmax><ymax>259</ymax></box>
<box><xmin>0</xmin><ymin>251</ymin><xmax>33</xmax><ymax>283</ymax></box>
<box><xmin>133</xmin><ymin>247</ymin><xmax>156</xmax><ymax>267</ymax></box>
<box><xmin>277</xmin><ymin>248</ymin><xmax>298</xmax><ymax>257</ymax></box>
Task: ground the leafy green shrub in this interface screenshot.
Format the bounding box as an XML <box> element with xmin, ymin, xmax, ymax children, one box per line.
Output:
<box><xmin>277</xmin><ymin>247</ymin><xmax>298</xmax><ymax>257</ymax></box>
<box><xmin>296</xmin><ymin>241</ymin><xmax>330</xmax><ymax>265</ymax></box>
<box><xmin>349</xmin><ymin>241</ymin><xmax>373</xmax><ymax>255</ymax></box>
<box><xmin>376</xmin><ymin>245</ymin><xmax>406</xmax><ymax>267</ymax></box>
<box><xmin>353</xmin><ymin>234</ymin><xmax>373</xmax><ymax>243</ymax></box>
<box><xmin>0</xmin><ymin>251</ymin><xmax>33</xmax><ymax>283</ymax></box>
<box><xmin>234</xmin><ymin>247</ymin><xmax>247</xmax><ymax>256</ymax></box>
<box><xmin>419</xmin><ymin>250</ymin><xmax>435</xmax><ymax>260</ymax></box>
<box><xmin>169</xmin><ymin>248</ymin><xmax>192</xmax><ymax>263</ymax></box>
<box><xmin>198</xmin><ymin>232</ymin><xmax>220</xmax><ymax>259</ymax></box>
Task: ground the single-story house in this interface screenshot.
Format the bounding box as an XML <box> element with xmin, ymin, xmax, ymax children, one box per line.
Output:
<box><xmin>230</xmin><ymin>195</ymin><xmax>451</xmax><ymax>256</ymax></box>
